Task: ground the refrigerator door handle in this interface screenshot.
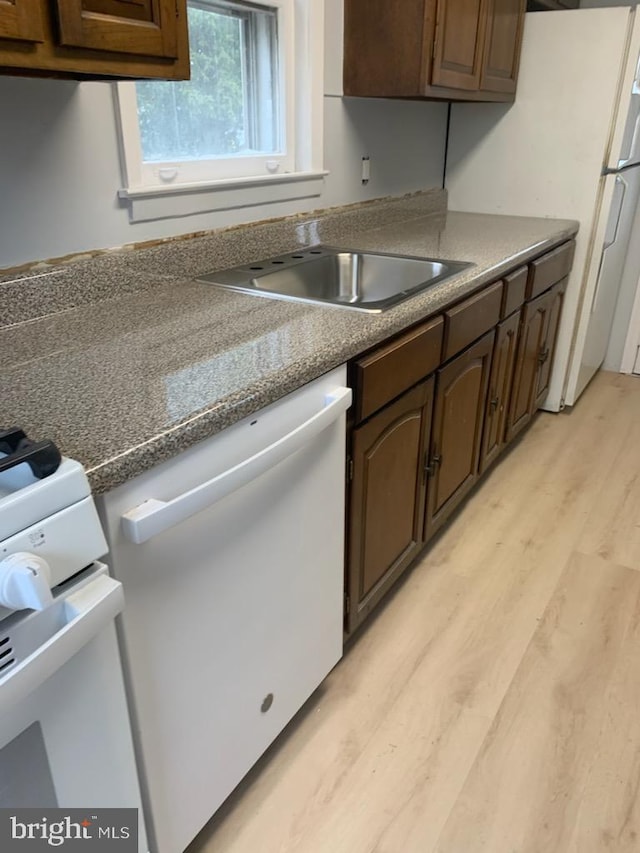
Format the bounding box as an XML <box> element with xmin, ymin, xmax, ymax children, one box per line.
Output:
<box><xmin>605</xmin><ymin>174</ymin><xmax>628</xmax><ymax>250</ymax></box>
<box><xmin>633</xmin><ymin>50</ymin><xmax>640</xmax><ymax>95</ymax></box>
<box><xmin>591</xmin><ymin>175</ymin><xmax>628</xmax><ymax>315</ymax></box>
<box><xmin>620</xmin><ymin>110</ymin><xmax>640</xmax><ymax>169</ymax></box>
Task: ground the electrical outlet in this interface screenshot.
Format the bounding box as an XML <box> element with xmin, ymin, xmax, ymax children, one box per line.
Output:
<box><xmin>361</xmin><ymin>156</ymin><xmax>370</xmax><ymax>185</ymax></box>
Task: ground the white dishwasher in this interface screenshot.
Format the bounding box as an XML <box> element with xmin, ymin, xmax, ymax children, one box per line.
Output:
<box><xmin>98</xmin><ymin>365</ymin><xmax>351</xmax><ymax>853</ymax></box>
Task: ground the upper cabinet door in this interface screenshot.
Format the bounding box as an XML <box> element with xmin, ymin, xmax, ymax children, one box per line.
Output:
<box><xmin>55</xmin><ymin>0</ymin><xmax>180</xmax><ymax>58</ymax></box>
<box><xmin>480</xmin><ymin>0</ymin><xmax>525</xmax><ymax>94</ymax></box>
<box><xmin>0</xmin><ymin>0</ymin><xmax>44</xmax><ymax>42</ymax></box>
<box><xmin>431</xmin><ymin>0</ymin><xmax>486</xmax><ymax>90</ymax></box>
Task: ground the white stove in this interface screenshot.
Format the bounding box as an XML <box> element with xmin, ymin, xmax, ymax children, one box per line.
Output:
<box><xmin>0</xmin><ymin>432</ymin><xmax>107</xmax><ymax>621</ymax></box>
<box><xmin>0</xmin><ymin>428</ymin><xmax>148</xmax><ymax>850</ymax></box>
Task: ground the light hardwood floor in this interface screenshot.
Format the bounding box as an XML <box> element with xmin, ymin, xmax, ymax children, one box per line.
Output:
<box><xmin>188</xmin><ymin>371</ymin><xmax>640</xmax><ymax>853</ymax></box>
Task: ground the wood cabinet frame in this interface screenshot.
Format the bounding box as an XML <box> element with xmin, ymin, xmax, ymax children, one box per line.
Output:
<box><xmin>0</xmin><ymin>0</ymin><xmax>44</xmax><ymax>42</ymax></box>
<box><xmin>0</xmin><ymin>0</ymin><xmax>189</xmax><ymax>79</ymax></box>
<box><xmin>479</xmin><ymin>0</ymin><xmax>526</xmax><ymax>94</ymax></box>
<box><xmin>431</xmin><ymin>0</ymin><xmax>488</xmax><ymax>91</ymax></box>
<box><xmin>346</xmin><ymin>379</ymin><xmax>434</xmax><ymax>634</ymax></box>
<box><xmin>343</xmin><ymin>0</ymin><xmax>525</xmax><ymax>102</ymax></box>
<box><xmin>424</xmin><ymin>330</ymin><xmax>495</xmax><ymax>538</ymax></box>
<box><xmin>56</xmin><ymin>0</ymin><xmax>179</xmax><ymax>58</ymax></box>
<box><xmin>345</xmin><ymin>239</ymin><xmax>576</xmax><ymax>637</ymax></box>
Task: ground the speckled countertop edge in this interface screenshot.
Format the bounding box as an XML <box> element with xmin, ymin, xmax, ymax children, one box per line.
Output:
<box><xmin>0</xmin><ymin>195</ymin><xmax>579</xmax><ymax>495</ymax></box>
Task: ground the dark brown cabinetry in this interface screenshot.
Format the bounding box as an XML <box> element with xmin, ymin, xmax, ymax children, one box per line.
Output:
<box><xmin>507</xmin><ymin>291</ymin><xmax>549</xmax><ymax>439</ymax></box>
<box><xmin>0</xmin><ymin>0</ymin><xmax>189</xmax><ymax>79</ymax></box>
<box><xmin>56</xmin><ymin>0</ymin><xmax>180</xmax><ymax>59</ymax></box>
<box><xmin>431</xmin><ymin>0</ymin><xmax>486</xmax><ymax>91</ymax></box>
<box><xmin>425</xmin><ymin>330</ymin><xmax>495</xmax><ymax>537</ymax></box>
<box><xmin>480</xmin><ymin>309</ymin><xmax>521</xmax><ymax>472</ymax></box>
<box><xmin>535</xmin><ymin>279</ymin><xmax>566</xmax><ymax>407</ymax></box>
<box><xmin>0</xmin><ymin>0</ymin><xmax>44</xmax><ymax>42</ymax></box>
<box><xmin>343</xmin><ymin>0</ymin><xmax>525</xmax><ymax>102</ymax></box>
<box><xmin>345</xmin><ymin>239</ymin><xmax>576</xmax><ymax>636</ymax></box>
<box><xmin>480</xmin><ymin>0</ymin><xmax>525</xmax><ymax>94</ymax></box>
<box><xmin>346</xmin><ymin>379</ymin><xmax>434</xmax><ymax>634</ymax></box>
<box><xmin>507</xmin><ymin>278</ymin><xmax>568</xmax><ymax>441</ymax></box>
<box><xmin>352</xmin><ymin>316</ymin><xmax>444</xmax><ymax>423</ymax></box>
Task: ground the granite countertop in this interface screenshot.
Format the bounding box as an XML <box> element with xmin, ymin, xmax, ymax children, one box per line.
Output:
<box><xmin>0</xmin><ymin>193</ymin><xmax>578</xmax><ymax>494</ymax></box>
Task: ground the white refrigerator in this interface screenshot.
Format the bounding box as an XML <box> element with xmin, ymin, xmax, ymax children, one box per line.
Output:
<box><xmin>446</xmin><ymin>7</ymin><xmax>640</xmax><ymax>410</ymax></box>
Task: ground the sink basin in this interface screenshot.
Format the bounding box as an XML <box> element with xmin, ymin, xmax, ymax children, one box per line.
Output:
<box><xmin>196</xmin><ymin>247</ymin><xmax>473</xmax><ymax>312</ymax></box>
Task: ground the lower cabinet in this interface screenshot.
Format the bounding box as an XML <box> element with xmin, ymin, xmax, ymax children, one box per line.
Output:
<box><xmin>507</xmin><ymin>277</ymin><xmax>566</xmax><ymax>440</ymax></box>
<box><xmin>535</xmin><ymin>279</ymin><xmax>566</xmax><ymax>407</ymax></box>
<box><xmin>425</xmin><ymin>330</ymin><xmax>495</xmax><ymax>538</ymax></box>
<box><xmin>480</xmin><ymin>309</ymin><xmax>521</xmax><ymax>472</ymax></box>
<box><xmin>345</xmin><ymin>240</ymin><xmax>574</xmax><ymax>636</ymax></box>
<box><xmin>346</xmin><ymin>378</ymin><xmax>434</xmax><ymax>634</ymax></box>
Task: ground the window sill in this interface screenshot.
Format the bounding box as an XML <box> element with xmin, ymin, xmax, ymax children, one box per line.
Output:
<box><xmin>118</xmin><ymin>170</ymin><xmax>328</xmax><ymax>223</ymax></box>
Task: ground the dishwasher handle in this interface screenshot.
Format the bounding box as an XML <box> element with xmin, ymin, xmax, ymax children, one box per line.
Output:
<box><xmin>121</xmin><ymin>386</ymin><xmax>352</xmax><ymax>545</ymax></box>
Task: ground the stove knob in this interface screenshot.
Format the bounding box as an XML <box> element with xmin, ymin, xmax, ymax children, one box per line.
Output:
<box><xmin>0</xmin><ymin>552</ymin><xmax>53</xmax><ymax>611</ymax></box>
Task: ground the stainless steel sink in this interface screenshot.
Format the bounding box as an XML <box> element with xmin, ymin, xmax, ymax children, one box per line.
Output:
<box><xmin>196</xmin><ymin>247</ymin><xmax>473</xmax><ymax>312</ymax></box>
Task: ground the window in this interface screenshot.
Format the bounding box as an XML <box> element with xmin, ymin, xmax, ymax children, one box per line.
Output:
<box><xmin>116</xmin><ymin>0</ymin><xmax>324</xmax><ymax>220</ymax></box>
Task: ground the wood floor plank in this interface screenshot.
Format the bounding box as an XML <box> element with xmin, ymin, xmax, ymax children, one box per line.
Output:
<box><xmin>424</xmin><ymin>371</ymin><xmax>631</xmax><ymax>585</ymax></box>
<box><xmin>188</xmin><ymin>371</ymin><xmax>640</xmax><ymax>853</ymax></box>
<box><xmin>434</xmin><ymin>552</ymin><xmax>640</xmax><ymax>853</ymax></box>
<box><xmin>576</xmin><ymin>376</ymin><xmax>640</xmax><ymax>570</ymax></box>
<box><xmin>565</xmin><ymin>566</ymin><xmax>640</xmax><ymax>853</ymax></box>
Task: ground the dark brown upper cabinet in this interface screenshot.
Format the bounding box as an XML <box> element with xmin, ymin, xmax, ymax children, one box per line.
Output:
<box><xmin>480</xmin><ymin>0</ymin><xmax>525</xmax><ymax>94</ymax></box>
<box><xmin>0</xmin><ymin>0</ymin><xmax>45</xmax><ymax>42</ymax></box>
<box><xmin>343</xmin><ymin>0</ymin><xmax>525</xmax><ymax>102</ymax></box>
<box><xmin>0</xmin><ymin>0</ymin><xmax>189</xmax><ymax>79</ymax></box>
<box><xmin>56</xmin><ymin>0</ymin><xmax>179</xmax><ymax>58</ymax></box>
<box><xmin>431</xmin><ymin>0</ymin><xmax>486</xmax><ymax>91</ymax></box>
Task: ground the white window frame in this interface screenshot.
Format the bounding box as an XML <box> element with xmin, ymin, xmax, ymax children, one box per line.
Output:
<box><xmin>115</xmin><ymin>0</ymin><xmax>325</xmax><ymax>223</ymax></box>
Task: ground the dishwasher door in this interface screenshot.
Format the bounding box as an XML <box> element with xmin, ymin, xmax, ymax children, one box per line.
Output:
<box><xmin>98</xmin><ymin>366</ymin><xmax>350</xmax><ymax>853</ymax></box>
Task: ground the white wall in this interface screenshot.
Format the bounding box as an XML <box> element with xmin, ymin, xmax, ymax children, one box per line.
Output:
<box><xmin>0</xmin><ymin>0</ymin><xmax>447</xmax><ymax>270</ymax></box>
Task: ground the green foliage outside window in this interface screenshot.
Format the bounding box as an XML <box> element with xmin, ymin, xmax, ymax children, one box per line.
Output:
<box><xmin>136</xmin><ymin>6</ymin><xmax>246</xmax><ymax>162</ymax></box>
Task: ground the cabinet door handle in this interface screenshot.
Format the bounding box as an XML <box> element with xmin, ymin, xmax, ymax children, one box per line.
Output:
<box><xmin>538</xmin><ymin>347</ymin><xmax>550</xmax><ymax>366</ymax></box>
<box><xmin>489</xmin><ymin>396</ymin><xmax>499</xmax><ymax>412</ymax></box>
<box><xmin>424</xmin><ymin>453</ymin><xmax>442</xmax><ymax>478</ymax></box>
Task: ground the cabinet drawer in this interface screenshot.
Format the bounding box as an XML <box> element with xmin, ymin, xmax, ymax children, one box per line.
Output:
<box><xmin>526</xmin><ymin>240</ymin><xmax>576</xmax><ymax>299</ymax></box>
<box><xmin>501</xmin><ymin>267</ymin><xmax>527</xmax><ymax>318</ymax></box>
<box><xmin>353</xmin><ymin>316</ymin><xmax>444</xmax><ymax>422</ymax></box>
<box><xmin>443</xmin><ymin>281</ymin><xmax>503</xmax><ymax>361</ymax></box>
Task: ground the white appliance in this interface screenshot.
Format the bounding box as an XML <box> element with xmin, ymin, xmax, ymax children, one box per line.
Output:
<box><xmin>98</xmin><ymin>366</ymin><xmax>351</xmax><ymax>853</ymax></box>
<box><xmin>446</xmin><ymin>7</ymin><xmax>640</xmax><ymax>409</ymax></box>
<box><xmin>0</xmin><ymin>430</ymin><xmax>148</xmax><ymax>853</ymax></box>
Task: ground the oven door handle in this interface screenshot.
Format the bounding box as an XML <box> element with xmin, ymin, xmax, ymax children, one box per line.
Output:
<box><xmin>0</xmin><ymin>568</ymin><xmax>123</xmax><ymax>709</ymax></box>
<box><xmin>121</xmin><ymin>386</ymin><xmax>352</xmax><ymax>545</ymax></box>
